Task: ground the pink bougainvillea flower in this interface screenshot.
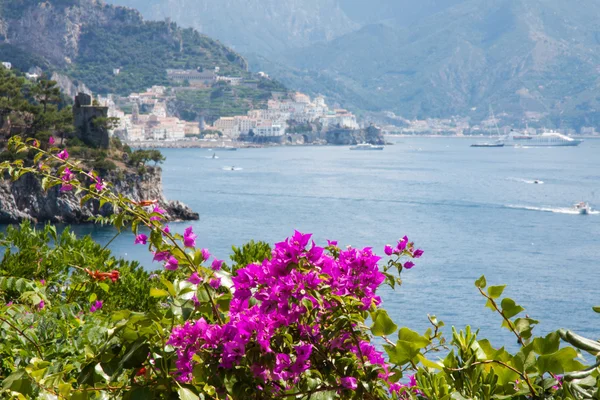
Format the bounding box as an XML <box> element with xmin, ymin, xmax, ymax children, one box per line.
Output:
<box><xmin>49</xmin><ymin>137</ymin><xmax>55</xmax><ymax>145</ymax></box>
<box><xmin>62</xmin><ymin>167</ymin><xmax>74</xmax><ymax>182</ymax></box>
<box><xmin>201</xmin><ymin>248</ymin><xmax>211</xmax><ymax>262</ymax></box>
<box><xmin>163</xmin><ymin>225</ymin><xmax>171</xmax><ymax>235</ymax></box>
<box><xmin>183</xmin><ymin>226</ymin><xmax>197</xmax><ymax>248</ymax></box>
<box><xmin>150</xmin><ymin>206</ymin><xmax>166</xmax><ymax>221</ymax></box>
<box><xmin>95</xmin><ymin>177</ymin><xmax>105</xmax><ymax>191</ymax></box>
<box><xmin>153</xmin><ymin>251</ymin><xmax>170</xmax><ymax>262</ymax></box>
<box><xmin>211</xmin><ymin>259</ymin><xmax>223</xmax><ymax>271</ymax></box>
<box><xmin>134</xmin><ymin>234</ymin><xmax>148</xmax><ymax>245</ymax></box>
<box><xmin>37</xmin><ymin>301</ymin><xmax>45</xmax><ymax>310</ymax></box>
<box><xmin>165</xmin><ymin>256</ymin><xmax>179</xmax><ymax>271</ymax></box>
<box><xmin>404</xmin><ymin>261</ymin><xmax>415</xmax><ymax>269</ymax></box>
<box><xmin>57</xmin><ymin>149</ymin><xmax>69</xmax><ymax>160</ymax></box>
<box><xmin>341</xmin><ymin>377</ymin><xmax>358</xmax><ymax>390</ymax></box>
<box><xmin>166</xmin><ymin>231</ymin><xmax>421</xmax><ymax>383</ymax></box>
<box><xmin>384</xmin><ymin>244</ymin><xmax>394</xmax><ymax>256</ymax></box>
<box><xmin>209</xmin><ymin>277</ymin><xmax>221</xmax><ymax>289</ymax></box>
<box><xmin>397</xmin><ymin>236</ymin><xmax>409</xmax><ymax>252</ymax></box>
<box><xmin>90</xmin><ymin>300</ymin><xmax>103</xmax><ymax>313</ymax></box>
<box><xmin>413</xmin><ymin>249</ymin><xmax>424</xmax><ymax>258</ymax></box>
<box><xmin>32</xmin><ymin>139</ymin><xmax>39</xmax><ymax>148</ymax></box>
<box><xmin>40</xmin><ymin>279</ymin><xmax>46</xmax><ymax>286</ymax></box>
<box><xmin>60</xmin><ymin>184</ymin><xmax>73</xmax><ymax>192</ymax></box>
<box><xmin>327</xmin><ymin>239</ymin><xmax>338</xmax><ymax>247</ymax></box>
<box><xmin>188</xmin><ymin>272</ymin><xmax>202</xmax><ymax>285</ymax></box>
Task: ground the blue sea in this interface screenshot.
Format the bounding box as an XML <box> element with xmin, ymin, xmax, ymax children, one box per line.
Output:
<box><xmin>71</xmin><ymin>137</ymin><xmax>600</xmax><ymax>349</ymax></box>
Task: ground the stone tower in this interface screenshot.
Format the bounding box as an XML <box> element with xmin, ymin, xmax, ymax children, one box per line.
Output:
<box><xmin>73</xmin><ymin>93</ymin><xmax>110</xmax><ymax>149</ymax></box>
<box><xmin>132</xmin><ymin>103</ymin><xmax>140</xmax><ymax>124</ymax></box>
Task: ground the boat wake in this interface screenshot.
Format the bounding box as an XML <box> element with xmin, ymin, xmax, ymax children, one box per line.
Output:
<box><xmin>506</xmin><ymin>205</ymin><xmax>599</xmax><ymax>215</ymax></box>
<box><xmin>206</xmin><ymin>156</ymin><xmax>219</xmax><ymax>159</ymax></box>
<box><xmin>508</xmin><ymin>177</ymin><xmax>544</xmax><ymax>185</ymax></box>
<box><xmin>223</xmin><ymin>166</ymin><xmax>243</xmax><ymax>171</ymax></box>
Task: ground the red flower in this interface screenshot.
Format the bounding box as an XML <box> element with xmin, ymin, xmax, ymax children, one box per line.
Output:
<box><xmin>109</xmin><ymin>270</ymin><xmax>120</xmax><ymax>282</ymax></box>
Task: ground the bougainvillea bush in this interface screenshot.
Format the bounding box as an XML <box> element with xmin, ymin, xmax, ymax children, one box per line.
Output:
<box><xmin>1</xmin><ymin>136</ymin><xmax>600</xmax><ymax>399</ymax></box>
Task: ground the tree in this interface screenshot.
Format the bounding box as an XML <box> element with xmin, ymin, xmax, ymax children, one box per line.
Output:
<box><xmin>31</xmin><ymin>77</ymin><xmax>61</xmax><ymax>114</ymax></box>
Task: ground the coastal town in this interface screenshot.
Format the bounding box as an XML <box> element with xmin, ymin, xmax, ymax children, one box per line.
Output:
<box><xmin>93</xmin><ymin>66</ymin><xmax>360</xmax><ymax>145</ymax></box>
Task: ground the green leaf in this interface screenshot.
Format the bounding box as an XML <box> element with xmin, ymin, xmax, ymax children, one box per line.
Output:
<box><xmin>500</xmin><ymin>298</ymin><xmax>524</xmax><ymax>319</ymax></box>
<box><xmin>487</xmin><ymin>285</ymin><xmax>506</xmax><ymax>299</ymax></box>
<box><xmin>150</xmin><ymin>288</ymin><xmax>169</xmax><ymax>298</ymax></box>
<box><xmin>514</xmin><ymin>318</ymin><xmax>539</xmax><ymax>341</ymax></box>
<box><xmin>533</xmin><ymin>332</ymin><xmax>559</xmax><ymax>355</ymax></box>
<box><xmin>89</xmin><ymin>293</ymin><xmax>97</xmax><ymax>303</ymax></box>
<box><xmin>119</xmin><ymin>339</ymin><xmax>149</xmax><ymax>369</ymax></box>
<box><xmin>386</xmin><ymin>341</ymin><xmax>421</xmax><ymax>365</ymax></box>
<box><xmin>161</xmin><ymin>277</ymin><xmax>177</xmax><ymax>297</ymax></box>
<box><xmin>417</xmin><ymin>354</ymin><xmax>443</xmax><ymax>370</ymax></box>
<box><xmin>2</xmin><ymin>370</ymin><xmax>33</xmax><ymax>397</ymax></box>
<box><xmin>310</xmin><ymin>391</ymin><xmax>337</xmax><ymax>400</ymax></box>
<box><xmin>371</xmin><ymin>309</ymin><xmax>398</xmax><ymax>336</ymax></box>
<box><xmin>593</xmin><ymin>306</ymin><xmax>600</xmax><ymax>313</ymax></box>
<box><xmin>398</xmin><ymin>327</ymin><xmax>431</xmax><ymax>348</ymax></box>
<box><xmin>178</xmin><ymin>387</ymin><xmax>200</xmax><ymax>400</ymax></box>
<box><xmin>537</xmin><ymin>347</ymin><xmax>585</xmax><ymax>374</ymax></box>
<box><xmin>475</xmin><ymin>275</ymin><xmax>487</xmax><ymax>288</ymax></box>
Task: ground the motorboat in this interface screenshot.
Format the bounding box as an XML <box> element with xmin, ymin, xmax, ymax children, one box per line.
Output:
<box><xmin>350</xmin><ymin>143</ymin><xmax>384</xmax><ymax>150</ymax></box>
<box><xmin>574</xmin><ymin>202</ymin><xmax>591</xmax><ymax>215</ymax></box>
<box><xmin>471</xmin><ymin>141</ymin><xmax>504</xmax><ymax>148</ymax></box>
<box><xmin>214</xmin><ymin>145</ymin><xmax>237</xmax><ymax>151</ymax></box>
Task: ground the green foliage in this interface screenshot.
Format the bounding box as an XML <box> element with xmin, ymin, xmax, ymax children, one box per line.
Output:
<box><xmin>127</xmin><ymin>149</ymin><xmax>165</xmax><ymax>167</ymax></box>
<box><xmin>1</xmin><ymin>139</ymin><xmax>600</xmax><ymax>399</ymax></box>
<box><xmin>173</xmin><ymin>85</ymin><xmax>272</xmax><ymax>123</ymax></box>
<box><xmin>0</xmin><ymin>68</ymin><xmax>73</xmax><ymax>142</ymax></box>
<box><xmin>229</xmin><ymin>240</ymin><xmax>271</xmax><ymax>274</ymax></box>
<box><xmin>63</xmin><ymin>13</ymin><xmax>247</xmax><ymax>96</ymax></box>
<box><xmin>0</xmin><ymin>222</ymin><xmax>158</xmax><ymax>312</ymax></box>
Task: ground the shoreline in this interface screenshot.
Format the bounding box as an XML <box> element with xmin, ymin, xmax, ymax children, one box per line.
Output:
<box><xmin>126</xmin><ymin>135</ymin><xmax>600</xmax><ymax>149</ymax></box>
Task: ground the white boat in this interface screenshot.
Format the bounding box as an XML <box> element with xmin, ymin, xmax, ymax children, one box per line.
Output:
<box><xmin>505</xmin><ymin>131</ymin><xmax>583</xmax><ymax>147</ymax></box>
<box><xmin>214</xmin><ymin>146</ymin><xmax>237</xmax><ymax>151</ymax></box>
<box><xmin>350</xmin><ymin>143</ymin><xmax>384</xmax><ymax>151</ymax></box>
<box><xmin>574</xmin><ymin>202</ymin><xmax>591</xmax><ymax>215</ymax></box>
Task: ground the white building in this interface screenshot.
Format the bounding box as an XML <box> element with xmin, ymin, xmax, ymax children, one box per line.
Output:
<box><xmin>152</xmin><ymin>102</ymin><xmax>168</xmax><ymax>118</ymax></box>
<box><xmin>235</xmin><ymin>116</ymin><xmax>257</xmax><ymax>135</ymax></box>
<box><xmin>213</xmin><ymin>117</ymin><xmax>239</xmax><ymax>137</ymax></box>
<box><xmin>216</xmin><ymin>76</ymin><xmax>243</xmax><ymax>86</ymax></box>
<box><xmin>254</xmin><ymin>123</ymin><xmax>284</xmax><ymax>136</ymax></box>
<box><xmin>2</xmin><ymin>62</ymin><xmax>12</xmax><ymax>70</ymax></box>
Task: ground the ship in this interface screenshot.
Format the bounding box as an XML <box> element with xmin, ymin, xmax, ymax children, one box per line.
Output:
<box><xmin>505</xmin><ymin>131</ymin><xmax>583</xmax><ymax>147</ymax></box>
<box><xmin>350</xmin><ymin>143</ymin><xmax>384</xmax><ymax>150</ymax></box>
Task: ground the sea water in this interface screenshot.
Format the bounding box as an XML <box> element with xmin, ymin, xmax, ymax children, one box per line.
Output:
<box><xmin>70</xmin><ymin>137</ymin><xmax>600</xmax><ymax>348</ymax></box>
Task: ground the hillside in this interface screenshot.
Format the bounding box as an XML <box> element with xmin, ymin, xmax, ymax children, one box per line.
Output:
<box><xmin>106</xmin><ymin>0</ymin><xmax>600</xmax><ymax>128</ymax></box>
<box><xmin>105</xmin><ymin>0</ymin><xmax>359</xmax><ymax>56</ymax></box>
<box><xmin>0</xmin><ymin>0</ymin><xmax>249</xmax><ymax>96</ymax></box>
<box><xmin>253</xmin><ymin>0</ymin><xmax>600</xmax><ymax>128</ymax></box>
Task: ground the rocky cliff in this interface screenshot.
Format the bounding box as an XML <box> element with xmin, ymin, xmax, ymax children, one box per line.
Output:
<box><xmin>0</xmin><ymin>0</ymin><xmax>249</xmax><ymax>95</ymax></box>
<box><xmin>0</xmin><ymin>166</ymin><xmax>198</xmax><ymax>224</ymax></box>
<box><xmin>325</xmin><ymin>125</ymin><xmax>385</xmax><ymax>146</ymax></box>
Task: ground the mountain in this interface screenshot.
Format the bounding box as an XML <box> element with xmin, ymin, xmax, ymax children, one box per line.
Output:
<box><xmin>104</xmin><ymin>0</ymin><xmax>359</xmax><ymax>56</ymax></box>
<box><xmin>104</xmin><ymin>0</ymin><xmax>600</xmax><ymax>128</ymax></box>
<box><xmin>267</xmin><ymin>0</ymin><xmax>600</xmax><ymax>128</ymax></box>
<box><xmin>0</xmin><ymin>0</ymin><xmax>249</xmax><ymax>96</ymax></box>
